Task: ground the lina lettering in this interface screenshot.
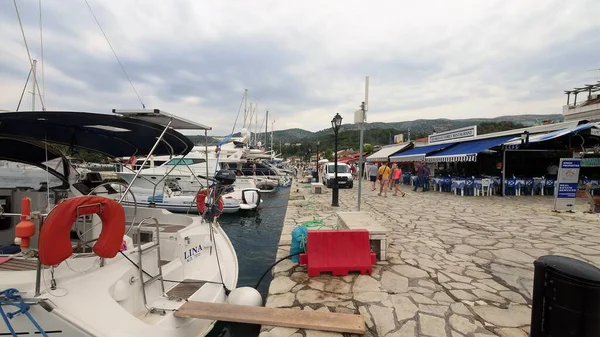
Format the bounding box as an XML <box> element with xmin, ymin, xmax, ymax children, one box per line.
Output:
<box><xmin>184</xmin><ymin>244</ymin><xmax>203</xmax><ymax>262</ymax></box>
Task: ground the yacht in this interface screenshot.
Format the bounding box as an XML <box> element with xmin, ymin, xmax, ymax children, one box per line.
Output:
<box><xmin>0</xmin><ymin>110</ymin><xmax>261</xmax><ymax>337</ymax></box>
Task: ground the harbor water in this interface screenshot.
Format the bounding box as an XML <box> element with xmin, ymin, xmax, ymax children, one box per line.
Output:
<box><xmin>207</xmin><ymin>185</ymin><xmax>291</xmax><ymax>337</ymax></box>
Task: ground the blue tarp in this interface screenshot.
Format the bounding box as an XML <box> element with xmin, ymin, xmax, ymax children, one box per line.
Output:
<box><xmin>426</xmin><ymin>135</ymin><xmax>515</xmax><ymax>162</ymax></box>
<box><xmin>390</xmin><ymin>142</ymin><xmax>455</xmax><ymax>162</ymax></box>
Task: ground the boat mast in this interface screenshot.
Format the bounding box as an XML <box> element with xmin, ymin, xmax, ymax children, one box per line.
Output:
<box><xmin>265</xmin><ymin>110</ymin><xmax>269</xmax><ymax>151</ymax></box>
<box><xmin>31</xmin><ymin>59</ymin><xmax>37</xmax><ymax>111</ymax></box>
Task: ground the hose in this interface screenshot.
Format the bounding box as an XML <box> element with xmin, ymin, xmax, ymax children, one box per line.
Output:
<box><xmin>254</xmin><ymin>252</ymin><xmax>302</xmax><ymax>289</ymax></box>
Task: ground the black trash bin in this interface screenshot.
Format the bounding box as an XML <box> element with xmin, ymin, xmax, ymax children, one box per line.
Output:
<box><xmin>530</xmin><ymin>255</ymin><xmax>600</xmax><ymax>337</ymax></box>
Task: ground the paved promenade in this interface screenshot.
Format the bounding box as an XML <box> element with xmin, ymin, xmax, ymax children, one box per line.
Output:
<box><xmin>260</xmin><ymin>178</ymin><xmax>600</xmax><ymax>337</ymax></box>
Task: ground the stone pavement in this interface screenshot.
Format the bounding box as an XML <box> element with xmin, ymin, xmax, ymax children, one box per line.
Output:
<box><xmin>260</xmin><ymin>178</ymin><xmax>600</xmax><ymax>337</ymax></box>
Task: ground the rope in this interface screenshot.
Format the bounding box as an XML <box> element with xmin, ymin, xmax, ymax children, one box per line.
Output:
<box><xmin>83</xmin><ymin>0</ymin><xmax>145</xmax><ymax>109</ymax></box>
<box><xmin>0</xmin><ymin>288</ymin><xmax>48</xmax><ymax>336</ymax></box>
<box><xmin>38</xmin><ymin>0</ymin><xmax>45</xmax><ymax>109</ymax></box>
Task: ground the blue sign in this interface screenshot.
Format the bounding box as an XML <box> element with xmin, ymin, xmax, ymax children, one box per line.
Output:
<box><xmin>561</xmin><ymin>160</ymin><xmax>581</xmax><ymax>169</ymax></box>
<box><xmin>556</xmin><ymin>183</ymin><xmax>578</xmax><ymax>199</ymax></box>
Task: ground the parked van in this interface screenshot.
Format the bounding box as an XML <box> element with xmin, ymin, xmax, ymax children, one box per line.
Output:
<box><xmin>320</xmin><ymin>162</ymin><xmax>353</xmax><ymax>188</ymax></box>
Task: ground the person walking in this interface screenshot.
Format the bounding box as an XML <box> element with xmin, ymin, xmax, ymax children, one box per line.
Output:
<box><xmin>422</xmin><ymin>162</ymin><xmax>430</xmax><ymax>192</ymax></box>
<box><xmin>368</xmin><ymin>163</ymin><xmax>378</xmax><ymax>191</ymax></box>
<box><xmin>413</xmin><ymin>161</ymin><xmax>424</xmax><ymax>192</ymax></box>
<box><xmin>392</xmin><ymin>164</ymin><xmax>405</xmax><ymax>197</ymax></box>
<box><xmin>378</xmin><ymin>162</ymin><xmax>392</xmax><ymax>197</ymax></box>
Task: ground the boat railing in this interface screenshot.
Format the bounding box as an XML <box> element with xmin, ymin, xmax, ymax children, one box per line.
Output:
<box><xmin>134</xmin><ymin>216</ymin><xmax>165</xmax><ymax>313</ymax></box>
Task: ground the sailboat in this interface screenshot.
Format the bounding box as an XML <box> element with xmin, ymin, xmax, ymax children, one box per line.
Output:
<box><xmin>0</xmin><ymin>109</ymin><xmax>262</xmax><ymax>336</ymax></box>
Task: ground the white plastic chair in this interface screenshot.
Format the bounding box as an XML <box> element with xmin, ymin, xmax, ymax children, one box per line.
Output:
<box><xmin>479</xmin><ymin>178</ymin><xmax>492</xmax><ymax>196</ymax></box>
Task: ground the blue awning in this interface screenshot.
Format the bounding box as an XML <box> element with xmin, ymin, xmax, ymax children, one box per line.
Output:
<box><xmin>426</xmin><ymin>135</ymin><xmax>515</xmax><ymax>162</ymax></box>
<box><xmin>503</xmin><ymin>122</ymin><xmax>600</xmax><ymax>149</ymax></box>
<box><xmin>390</xmin><ymin>142</ymin><xmax>455</xmax><ymax>162</ymax></box>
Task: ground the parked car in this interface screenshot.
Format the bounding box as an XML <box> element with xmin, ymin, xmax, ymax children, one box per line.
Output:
<box><xmin>320</xmin><ymin>162</ymin><xmax>353</xmax><ymax>188</ymax></box>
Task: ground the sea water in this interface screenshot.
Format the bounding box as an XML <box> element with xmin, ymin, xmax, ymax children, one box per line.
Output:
<box><xmin>207</xmin><ymin>186</ymin><xmax>291</xmax><ymax>337</ymax></box>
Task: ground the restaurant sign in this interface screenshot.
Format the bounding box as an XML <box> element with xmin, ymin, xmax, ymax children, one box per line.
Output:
<box><xmin>552</xmin><ymin>158</ymin><xmax>581</xmax><ymax>212</ymax></box>
<box><xmin>581</xmin><ymin>158</ymin><xmax>600</xmax><ymax>167</ymax></box>
<box><xmin>428</xmin><ymin>125</ymin><xmax>477</xmax><ymax>144</ymax></box>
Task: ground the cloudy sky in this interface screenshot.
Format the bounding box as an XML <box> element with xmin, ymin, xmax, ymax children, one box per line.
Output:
<box><xmin>1</xmin><ymin>0</ymin><xmax>599</xmax><ymax>136</ymax></box>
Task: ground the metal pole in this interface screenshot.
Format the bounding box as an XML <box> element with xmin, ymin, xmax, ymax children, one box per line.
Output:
<box><xmin>118</xmin><ymin>120</ymin><xmax>173</xmax><ymax>203</ymax></box>
<box><xmin>316</xmin><ymin>142</ymin><xmax>320</xmax><ymax>182</ymax></box>
<box><xmin>31</xmin><ymin>59</ymin><xmax>37</xmax><ymax>111</ymax></box>
<box><xmin>501</xmin><ymin>149</ymin><xmax>506</xmax><ymax>197</ymax></box>
<box><xmin>358</xmin><ymin>76</ymin><xmax>369</xmax><ymax>211</ymax></box>
<box><xmin>332</xmin><ymin>130</ymin><xmax>339</xmax><ymax>207</ymax></box>
<box><xmin>205</xmin><ymin>129</ymin><xmax>210</xmax><ymax>187</ymax></box>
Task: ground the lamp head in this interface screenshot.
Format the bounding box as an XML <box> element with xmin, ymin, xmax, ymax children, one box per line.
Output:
<box><xmin>331</xmin><ymin>113</ymin><xmax>343</xmax><ymax>132</ymax></box>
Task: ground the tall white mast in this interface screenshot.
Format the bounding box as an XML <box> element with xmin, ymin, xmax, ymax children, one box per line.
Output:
<box><xmin>31</xmin><ymin>59</ymin><xmax>37</xmax><ymax>111</ymax></box>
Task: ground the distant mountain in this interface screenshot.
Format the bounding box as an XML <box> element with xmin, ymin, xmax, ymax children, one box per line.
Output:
<box><xmin>252</xmin><ymin>114</ymin><xmax>563</xmax><ymax>143</ymax></box>
<box><xmin>187</xmin><ymin>114</ymin><xmax>564</xmax><ymax>150</ymax></box>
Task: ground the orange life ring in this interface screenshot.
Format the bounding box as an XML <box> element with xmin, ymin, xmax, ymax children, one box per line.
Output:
<box><xmin>38</xmin><ymin>196</ymin><xmax>126</xmax><ymax>266</ymax></box>
<box><xmin>196</xmin><ymin>188</ymin><xmax>224</xmax><ymax>214</ymax></box>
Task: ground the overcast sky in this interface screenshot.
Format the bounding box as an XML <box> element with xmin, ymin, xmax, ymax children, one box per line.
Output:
<box><xmin>1</xmin><ymin>0</ymin><xmax>599</xmax><ymax>136</ymax></box>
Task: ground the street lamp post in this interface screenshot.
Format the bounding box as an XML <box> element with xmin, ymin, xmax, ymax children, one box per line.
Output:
<box><xmin>331</xmin><ymin>113</ymin><xmax>343</xmax><ymax>207</ymax></box>
<box><xmin>316</xmin><ymin>141</ymin><xmax>320</xmax><ymax>182</ymax></box>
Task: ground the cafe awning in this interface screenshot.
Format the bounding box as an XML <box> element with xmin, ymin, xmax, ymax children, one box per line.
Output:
<box><xmin>426</xmin><ymin>135</ymin><xmax>515</xmax><ymax>162</ymax></box>
<box><xmin>503</xmin><ymin>122</ymin><xmax>600</xmax><ymax>149</ymax></box>
<box><xmin>389</xmin><ymin>142</ymin><xmax>455</xmax><ymax>162</ymax></box>
<box><xmin>366</xmin><ymin>143</ymin><xmax>412</xmax><ymax>162</ymax></box>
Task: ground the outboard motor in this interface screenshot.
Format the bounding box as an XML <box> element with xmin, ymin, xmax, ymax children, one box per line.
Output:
<box><xmin>213</xmin><ymin>169</ymin><xmax>236</xmax><ymax>197</ymax></box>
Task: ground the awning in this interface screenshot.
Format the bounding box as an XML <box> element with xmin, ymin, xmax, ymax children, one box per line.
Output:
<box><xmin>503</xmin><ymin>122</ymin><xmax>600</xmax><ymax>149</ymax></box>
<box><xmin>390</xmin><ymin>142</ymin><xmax>455</xmax><ymax>162</ymax></box>
<box><xmin>366</xmin><ymin>143</ymin><xmax>412</xmax><ymax>162</ymax></box>
<box><xmin>426</xmin><ymin>135</ymin><xmax>515</xmax><ymax>162</ymax></box>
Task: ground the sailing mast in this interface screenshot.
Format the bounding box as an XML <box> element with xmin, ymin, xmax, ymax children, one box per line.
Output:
<box><xmin>265</xmin><ymin>110</ymin><xmax>268</xmax><ymax>151</ymax></box>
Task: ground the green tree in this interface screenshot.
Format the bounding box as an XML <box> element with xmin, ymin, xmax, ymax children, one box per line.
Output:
<box><xmin>363</xmin><ymin>143</ymin><xmax>373</xmax><ymax>154</ymax></box>
<box><xmin>324</xmin><ymin>149</ymin><xmax>333</xmax><ymax>161</ymax></box>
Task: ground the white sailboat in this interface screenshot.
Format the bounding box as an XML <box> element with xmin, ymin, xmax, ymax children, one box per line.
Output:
<box><xmin>0</xmin><ymin>110</ymin><xmax>262</xmax><ymax>337</ymax></box>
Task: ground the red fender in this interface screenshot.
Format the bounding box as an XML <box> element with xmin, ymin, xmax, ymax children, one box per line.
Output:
<box><xmin>196</xmin><ymin>188</ymin><xmax>224</xmax><ymax>215</ymax></box>
<box><xmin>38</xmin><ymin>196</ymin><xmax>126</xmax><ymax>266</ymax></box>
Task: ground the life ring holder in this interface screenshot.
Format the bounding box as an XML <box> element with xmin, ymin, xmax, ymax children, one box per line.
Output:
<box><xmin>82</xmin><ymin>181</ymin><xmax>137</xmax><ymax>249</ymax></box>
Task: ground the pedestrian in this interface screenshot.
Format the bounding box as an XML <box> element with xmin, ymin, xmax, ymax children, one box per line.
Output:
<box><xmin>413</xmin><ymin>161</ymin><xmax>424</xmax><ymax>192</ymax></box>
<box><xmin>422</xmin><ymin>162</ymin><xmax>430</xmax><ymax>192</ymax></box>
<box><xmin>378</xmin><ymin>162</ymin><xmax>391</xmax><ymax>197</ymax></box>
<box><xmin>392</xmin><ymin>163</ymin><xmax>405</xmax><ymax>197</ymax></box>
<box><xmin>368</xmin><ymin>162</ymin><xmax>378</xmax><ymax>191</ymax></box>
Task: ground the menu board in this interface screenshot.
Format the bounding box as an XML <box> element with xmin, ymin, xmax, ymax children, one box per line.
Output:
<box><xmin>552</xmin><ymin>158</ymin><xmax>581</xmax><ymax>212</ymax></box>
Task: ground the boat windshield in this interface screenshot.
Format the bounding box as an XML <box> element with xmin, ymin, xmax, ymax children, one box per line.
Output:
<box><xmin>164</xmin><ymin>158</ymin><xmax>206</xmax><ymax>166</ymax></box>
<box><xmin>0</xmin><ymin>160</ymin><xmax>65</xmax><ymax>189</ymax></box>
<box><xmin>327</xmin><ymin>165</ymin><xmax>349</xmax><ymax>173</ymax></box>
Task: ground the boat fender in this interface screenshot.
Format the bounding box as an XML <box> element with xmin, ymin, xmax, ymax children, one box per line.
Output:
<box><xmin>38</xmin><ymin>196</ymin><xmax>126</xmax><ymax>266</ymax></box>
<box><xmin>227</xmin><ymin>287</ymin><xmax>263</xmax><ymax>307</ymax></box>
<box><xmin>241</xmin><ymin>189</ymin><xmax>261</xmax><ymax>207</ymax></box>
<box><xmin>196</xmin><ymin>188</ymin><xmax>224</xmax><ymax>215</ymax></box>
<box><xmin>14</xmin><ymin>197</ymin><xmax>35</xmax><ymax>251</ymax></box>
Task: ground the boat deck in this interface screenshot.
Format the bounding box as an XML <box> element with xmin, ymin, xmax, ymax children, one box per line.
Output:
<box><xmin>0</xmin><ymin>257</ymin><xmax>44</xmax><ymax>271</ymax></box>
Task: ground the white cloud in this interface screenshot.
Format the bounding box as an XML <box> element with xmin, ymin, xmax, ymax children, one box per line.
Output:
<box><xmin>1</xmin><ymin>0</ymin><xmax>599</xmax><ymax>135</ymax></box>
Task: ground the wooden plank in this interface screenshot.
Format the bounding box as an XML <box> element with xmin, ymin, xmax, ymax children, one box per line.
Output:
<box><xmin>174</xmin><ymin>301</ymin><xmax>365</xmax><ymax>334</ymax></box>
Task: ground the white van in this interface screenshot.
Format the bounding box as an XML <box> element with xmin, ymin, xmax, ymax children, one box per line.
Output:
<box><xmin>320</xmin><ymin>162</ymin><xmax>353</xmax><ymax>188</ymax></box>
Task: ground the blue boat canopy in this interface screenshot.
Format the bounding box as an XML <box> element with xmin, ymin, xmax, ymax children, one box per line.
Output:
<box><xmin>389</xmin><ymin>142</ymin><xmax>455</xmax><ymax>162</ymax></box>
<box><xmin>425</xmin><ymin>135</ymin><xmax>515</xmax><ymax>162</ymax></box>
<box><xmin>0</xmin><ymin>111</ymin><xmax>199</xmax><ymax>158</ymax></box>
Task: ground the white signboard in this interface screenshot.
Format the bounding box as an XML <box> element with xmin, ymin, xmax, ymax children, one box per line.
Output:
<box><xmin>552</xmin><ymin>158</ymin><xmax>581</xmax><ymax>212</ymax></box>
<box><xmin>428</xmin><ymin>125</ymin><xmax>477</xmax><ymax>144</ymax></box>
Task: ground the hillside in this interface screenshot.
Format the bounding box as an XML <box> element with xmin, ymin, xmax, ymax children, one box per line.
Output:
<box><xmin>193</xmin><ymin>113</ymin><xmax>564</xmax><ymax>159</ymax></box>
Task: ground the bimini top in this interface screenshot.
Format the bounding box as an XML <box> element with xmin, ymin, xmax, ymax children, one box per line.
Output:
<box><xmin>0</xmin><ymin>111</ymin><xmax>198</xmax><ymax>158</ymax></box>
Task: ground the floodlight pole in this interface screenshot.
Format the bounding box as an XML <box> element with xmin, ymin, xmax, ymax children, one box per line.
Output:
<box><xmin>357</xmin><ymin>76</ymin><xmax>369</xmax><ymax>211</ymax></box>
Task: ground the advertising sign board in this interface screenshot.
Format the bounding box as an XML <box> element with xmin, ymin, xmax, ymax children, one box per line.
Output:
<box><xmin>552</xmin><ymin>158</ymin><xmax>581</xmax><ymax>212</ymax></box>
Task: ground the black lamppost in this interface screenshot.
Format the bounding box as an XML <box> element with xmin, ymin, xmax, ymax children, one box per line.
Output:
<box><xmin>315</xmin><ymin>141</ymin><xmax>320</xmax><ymax>182</ymax></box>
<box><xmin>331</xmin><ymin>113</ymin><xmax>343</xmax><ymax>207</ymax></box>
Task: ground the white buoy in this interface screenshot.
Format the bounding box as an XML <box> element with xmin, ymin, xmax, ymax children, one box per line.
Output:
<box><xmin>227</xmin><ymin>287</ymin><xmax>263</xmax><ymax>307</ymax></box>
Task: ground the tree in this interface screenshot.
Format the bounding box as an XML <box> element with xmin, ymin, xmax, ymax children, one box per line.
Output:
<box><xmin>363</xmin><ymin>143</ymin><xmax>373</xmax><ymax>154</ymax></box>
<box><xmin>324</xmin><ymin>149</ymin><xmax>333</xmax><ymax>161</ymax></box>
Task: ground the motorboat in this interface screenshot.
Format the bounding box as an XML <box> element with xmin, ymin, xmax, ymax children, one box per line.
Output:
<box><xmin>0</xmin><ymin>110</ymin><xmax>261</xmax><ymax>336</ymax></box>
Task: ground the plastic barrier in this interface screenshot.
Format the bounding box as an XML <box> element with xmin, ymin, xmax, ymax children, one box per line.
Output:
<box><xmin>299</xmin><ymin>229</ymin><xmax>375</xmax><ymax>277</ymax></box>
